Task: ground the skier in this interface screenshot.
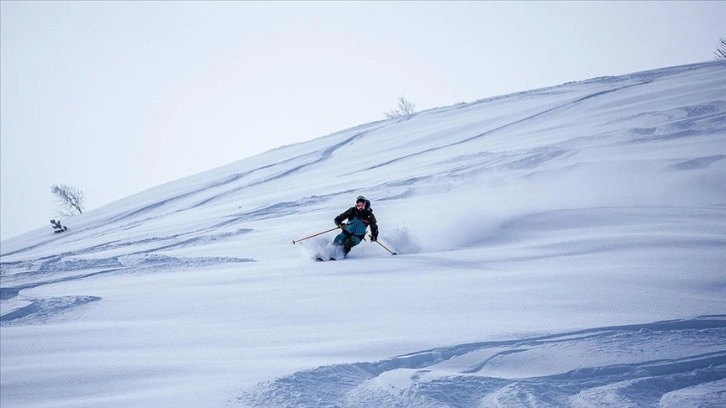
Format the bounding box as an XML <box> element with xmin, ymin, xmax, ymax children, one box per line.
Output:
<box><xmin>332</xmin><ymin>196</ymin><xmax>379</xmax><ymax>258</ymax></box>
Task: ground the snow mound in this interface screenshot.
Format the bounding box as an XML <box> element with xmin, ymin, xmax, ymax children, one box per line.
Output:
<box><xmin>238</xmin><ymin>316</ymin><xmax>726</xmax><ymax>408</ymax></box>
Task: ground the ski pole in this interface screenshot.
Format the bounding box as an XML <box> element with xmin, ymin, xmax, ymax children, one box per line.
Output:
<box><xmin>371</xmin><ymin>236</ymin><xmax>397</xmax><ymax>255</ymax></box>
<box><xmin>292</xmin><ymin>226</ymin><xmax>341</xmax><ymax>244</ymax></box>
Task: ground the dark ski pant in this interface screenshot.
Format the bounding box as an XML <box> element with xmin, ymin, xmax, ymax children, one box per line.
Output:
<box><xmin>333</xmin><ymin>233</ymin><xmax>362</xmax><ymax>256</ymax></box>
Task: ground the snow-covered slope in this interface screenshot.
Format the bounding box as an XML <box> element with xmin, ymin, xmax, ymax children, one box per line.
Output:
<box><xmin>1</xmin><ymin>61</ymin><xmax>725</xmax><ymax>408</ymax></box>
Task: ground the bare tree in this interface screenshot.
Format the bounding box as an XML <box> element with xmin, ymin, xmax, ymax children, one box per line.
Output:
<box><xmin>384</xmin><ymin>96</ymin><xmax>416</xmax><ymax>119</ymax></box>
<box><xmin>715</xmin><ymin>37</ymin><xmax>726</xmax><ymax>60</ymax></box>
<box><xmin>51</xmin><ymin>184</ymin><xmax>85</xmax><ymax>216</ymax></box>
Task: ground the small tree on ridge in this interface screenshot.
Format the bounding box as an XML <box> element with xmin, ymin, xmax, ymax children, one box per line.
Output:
<box><xmin>384</xmin><ymin>96</ymin><xmax>416</xmax><ymax>119</ymax></box>
<box><xmin>51</xmin><ymin>184</ymin><xmax>85</xmax><ymax>216</ymax></box>
<box><xmin>715</xmin><ymin>37</ymin><xmax>726</xmax><ymax>60</ymax></box>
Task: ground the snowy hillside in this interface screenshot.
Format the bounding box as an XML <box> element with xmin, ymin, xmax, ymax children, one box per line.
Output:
<box><xmin>1</xmin><ymin>61</ymin><xmax>725</xmax><ymax>408</ymax></box>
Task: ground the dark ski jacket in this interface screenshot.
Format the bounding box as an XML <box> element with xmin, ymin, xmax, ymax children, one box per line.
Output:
<box><xmin>334</xmin><ymin>206</ymin><xmax>378</xmax><ymax>240</ymax></box>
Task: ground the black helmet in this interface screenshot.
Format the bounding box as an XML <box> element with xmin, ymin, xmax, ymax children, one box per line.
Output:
<box><xmin>355</xmin><ymin>196</ymin><xmax>371</xmax><ymax>211</ymax></box>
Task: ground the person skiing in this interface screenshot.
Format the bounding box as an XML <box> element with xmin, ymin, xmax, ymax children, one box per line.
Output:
<box><xmin>332</xmin><ymin>196</ymin><xmax>379</xmax><ymax>257</ymax></box>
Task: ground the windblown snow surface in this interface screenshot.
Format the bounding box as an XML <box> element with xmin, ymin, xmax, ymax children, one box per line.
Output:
<box><xmin>1</xmin><ymin>61</ymin><xmax>725</xmax><ymax>408</ymax></box>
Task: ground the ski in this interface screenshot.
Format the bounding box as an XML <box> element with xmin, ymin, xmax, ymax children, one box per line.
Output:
<box><xmin>315</xmin><ymin>257</ymin><xmax>338</xmax><ymax>262</ymax></box>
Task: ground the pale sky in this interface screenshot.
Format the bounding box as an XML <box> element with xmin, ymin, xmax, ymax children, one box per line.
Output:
<box><xmin>1</xmin><ymin>1</ymin><xmax>724</xmax><ymax>241</ymax></box>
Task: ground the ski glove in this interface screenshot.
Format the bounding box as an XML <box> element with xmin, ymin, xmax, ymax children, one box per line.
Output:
<box><xmin>370</xmin><ymin>233</ymin><xmax>378</xmax><ymax>242</ymax></box>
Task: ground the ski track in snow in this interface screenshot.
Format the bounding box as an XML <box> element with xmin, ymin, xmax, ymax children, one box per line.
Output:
<box><xmin>0</xmin><ymin>228</ymin><xmax>256</xmax><ymax>326</ymax></box>
<box><xmin>188</xmin><ymin>128</ymin><xmax>374</xmax><ymax>209</ymax></box>
<box><xmin>237</xmin><ymin>316</ymin><xmax>726</xmax><ymax>408</ymax></box>
<box><xmin>358</xmin><ymin>81</ymin><xmax>652</xmax><ymax>174</ymax></box>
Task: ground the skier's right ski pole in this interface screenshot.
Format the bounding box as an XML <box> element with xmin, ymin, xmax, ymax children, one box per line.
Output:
<box><xmin>372</xmin><ymin>237</ymin><xmax>397</xmax><ymax>255</ymax></box>
<box><xmin>292</xmin><ymin>226</ymin><xmax>341</xmax><ymax>244</ymax></box>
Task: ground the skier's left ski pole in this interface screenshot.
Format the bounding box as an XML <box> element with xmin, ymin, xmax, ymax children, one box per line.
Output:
<box><xmin>371</xmin><ymin>236</ymin><xmax>397</xmax><ymax>255</ymax></box>
<box><xmin>292</xmin><ymin>226</ymin><xmax>340</xmax><ymax>244</ymax></box>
